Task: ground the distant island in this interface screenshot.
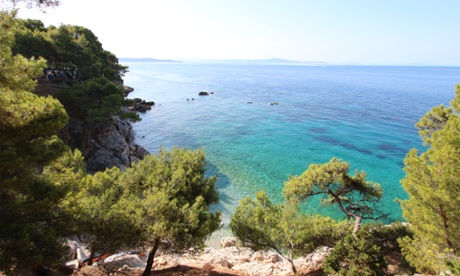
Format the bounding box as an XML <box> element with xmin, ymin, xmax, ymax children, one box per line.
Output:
<box><xmin>239</xmin><ymin>58</ymin><xmax>327</xmax><ymax>65</ymax></box>
<box><xmin>185</xmin><ymin>58</ymin><xmax>329</xmax><ymax>65</ymax></box>
<box><xmin>119</xmin><ymin>57</ymin><xmax>181</xmax><ymax>63</ymax></box>
<box><xmin>119</xmin><ymin>57</ymin><xmax>328</xmax><ymax>65</ymax></box>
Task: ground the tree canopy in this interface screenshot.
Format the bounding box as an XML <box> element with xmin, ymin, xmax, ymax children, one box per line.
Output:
<box><xmin>10</xmin><ymin>17</ymin><xmax>139</xmax><ymax>123</ymax></box>
<box><xmin>12</xmin><ymin>19</ymin><xmax>128</xmax><ymax>81</ymax></box>
<box><xmin>71</xmin><ymin>165</ymin><xmax>141</xmax><ymax>265</ymax></box>
<box><xmin>283</xmin><ymin>158</ymin><xmax>385</xmax><ymax>236</ymax></box>
<box><xmin>230</xmin><ymin>191</ymin><xmax>343</xmax><ymax>274</ymax></box>
<box><xmin>57</xmin><ymin>76</ymin><xmax>139</xmax><ymax>122</ymax></box>
<box><xmin>323</xmin><ymin>224</ymin><xmax>387</xmax><ymax>276</ymax></box>
<box><xmin>399</xmin><ymin>85</ymin><xmax>460</xmax><ymax>274</ymax></box>
<box><xmin>231</xmin><ymin>158</ymin><xmax>392</xmax><ymax>274</ymax></box>
<box><xmin>118</xmin><ymin>147</ymin><xmax>221</xmax><ymax>276</ymax></box>
<box><xmin>0</xmin><ymin>11</ymin><xmax>73</xmax><ymax>273</ymax></box>
<box><xmin>0</xmin><ymin>11</ymin><xmax>136</xmax><ymax>273</ymax></box>
<box><xmin>61</xmin><ymin>147</ymin><xmax>222</xmax><ymax>275</ymax></box>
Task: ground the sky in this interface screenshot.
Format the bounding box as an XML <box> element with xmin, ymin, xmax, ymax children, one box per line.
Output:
<box><xmin>14</xmin><ymin>0</ymin><xmax>460</xmax><ymax>65</ymax></box>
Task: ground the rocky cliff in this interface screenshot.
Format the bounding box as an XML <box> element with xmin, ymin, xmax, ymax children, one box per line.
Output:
<box><xmin>60</xmin><ymin>116</ymin><xmax>149</xmax><ymax>173</ymax></box>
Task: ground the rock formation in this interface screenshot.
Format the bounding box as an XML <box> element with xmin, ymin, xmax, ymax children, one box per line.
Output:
<box><xmin>60</xmin><ymin>116</ymin><xmax>149</xmax><ymax>173</ymax></box>
<box><xmin>127</xmin><ymin>98</ymin><xmax>155</xmax><ymax>112</ymax></box>
<box><xmin>124</xmin><ymin>85</ymin><xmax>134</xmax><ymax>96</ymax></box>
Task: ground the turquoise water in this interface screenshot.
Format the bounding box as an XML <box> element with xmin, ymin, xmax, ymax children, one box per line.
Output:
<box><xmin>124</xmin><ymin>63</ymin><xmax>460</xmax><ymax>226</ymax></box>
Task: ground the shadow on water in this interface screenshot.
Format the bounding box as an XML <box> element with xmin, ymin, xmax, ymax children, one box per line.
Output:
<box><xmin>314</xmin><ymin>135</ymin><xmax>373</xmax><ymax>156</ymax></box>
<box><xmin>377</xmin><ymin>143</ymin><xmax>408</xmax><ymax>156</ymax></box>
<box><xmin>205</xmin><ymin>160</ymin><xmax>234</xmax><ymax>213</ymax></box>
<box><xmin>205</xmin><ymin>161</ymin><xmax>238</xmax><ymax>248</ymax></box>
<box><xmin>310</xmin><ymin>127</ymin><xmax>329</xmax><ymax>134</ymax></box>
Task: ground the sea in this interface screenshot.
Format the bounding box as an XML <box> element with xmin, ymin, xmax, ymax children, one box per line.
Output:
<box><xmin>123</xmin><ymin>62</ymin><xmax>460</xmax><ymax>241</ymax></box>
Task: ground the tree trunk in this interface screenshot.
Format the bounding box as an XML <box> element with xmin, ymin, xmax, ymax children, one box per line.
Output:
<box><xmin>88</xmin><ymin>247</ymin><xmax>96</xmax><ymax>266</ymax></box>
<box><xmin>142</xmin><ymin>238</ymin><xmax>161</xmax><ymax>276</ymax></box>
<box><xmin>285</xmin><ymin>248</ymin><xmax>297</xmax><ymax>275</ymax></box>
<box><xmin>352</xmin><ymin>215</ymin><xmax>362</xmax><ymax>240</ymax></box>
<box><xmin>439</xmin><ymin>205</ymin><xmax>454</xmax><ymax>251</ymax></box>
<box><xmin>288</xmin><ymin>258</ymin><xmax>297</xmax><ymax>275</ymax></box>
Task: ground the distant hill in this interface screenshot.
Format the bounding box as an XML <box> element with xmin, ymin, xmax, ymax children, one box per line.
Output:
<box><xmin>251</xmin><ymin>58</ymin><xmax>328</xmax><ymax>65</ymax></box>
<box><xmin>120</xmin><ymin>57</ymin><xmax>181</xmax><ymax>63</ymax></box>
<box><xmin>120</xmin><ymin>57</ymin><xmax>328</xmax><ymax>65</ymax></box>
<box><xmin>190</xmin><ymin>58</ymin><xmax>328</xmax><ymax>65</ymax></box>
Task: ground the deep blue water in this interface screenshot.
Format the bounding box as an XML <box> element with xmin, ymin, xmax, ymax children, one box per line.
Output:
<box><xmin>124</xmin><ymin>63</ymin><xmax>460</xmax><ymax>227</ymax></box>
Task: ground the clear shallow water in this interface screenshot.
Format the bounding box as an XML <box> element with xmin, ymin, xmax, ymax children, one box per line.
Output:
<box><xmin>124</xmin><ymin>63</ymin><xmax>460</xmax><ymax>228</ymax></box>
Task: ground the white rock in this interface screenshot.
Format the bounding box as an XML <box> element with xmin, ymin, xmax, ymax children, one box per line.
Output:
<box><xmin>251</xmin><ymin>251</ymin><xmax>281</xmax><ymax>263</ymax></box>
<box><xmin>220</xmin><ymin>237</ymin><xmax>237</xmax><ymax>248</ymax></box>
<box><xmin>65</xmin><ymin>259</ymin><xmax>79</xmax><ymax>270</ymax></box>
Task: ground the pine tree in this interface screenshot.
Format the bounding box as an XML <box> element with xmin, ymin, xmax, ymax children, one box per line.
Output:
<box><xmin>58</xmin><ymin>76</ymin><xmax>139</xmax><ymax>122</ymax></box>
<box><xmin>230</xmin><ymin>191</ymin><xmax>342</xmax><ymax>274</ymax></box>
<box><xmin>324</xmin><ymin>224</ymin><xmax>387</xmax><ymax>276</ymax></box>
<box><xmin>72</xmin><ymin>166</ymin><xmax>141</xmax><ymax>265</ymax></box>
<box><xmin>12</xmin><ymin>21</ymin><xmax>128</xmax><ymax>81</ymax></box>
<box><xmin>283</xmin><ymin>158</ymin><xmax>385</xmax><ymax>237</ymax></box>
<box><xmin>399</xmin><ymin>85</ymin><xmax>460</xmax><ymax>274</ymax></box>
<box><xmin>0</xmin><ymin>11</ymin><xmax>73</xmax><ymax>273</ymax></box>
<box><xmin>119</xmin><ymin>147</ymin><xmax>221</xmax><ymax>276</ymax></box>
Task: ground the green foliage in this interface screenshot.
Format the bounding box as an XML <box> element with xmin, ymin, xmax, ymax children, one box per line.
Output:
<box><xmin>73</xmin><ymin>166</ymin><xmax>141</xmax><ymax>257</ymax></box>
<box><xmin>0</xmin><ymin>13</ymin><xmax>47</xmax><ymax>91</ymax></box>
<box><xmin>231</xmin><ymin>190</ymin><xmax>345</xmax><ymax>274</ymax></box>
<box><xmin>31</xmin><ymin>146</ymin><xmax>220</xmax><ymax>274</ymax></box>
<box><xmin>231</xmin><ymin>158</ymin><xmax>387</xmax><ymax>274</ymax></box>
<box><xmin>0</xmin><ymin>160</ymin><xmax>73</xmax><ymax>272</ymax></box>
<box><xmin>283</xmin><ymin>158</ymin><xmax>385</xmax><ymax>235</ymax></box>
<box><xmin>231</xmin><ymin>191</ymin><xmax>341</xmax><ymax>253</ymax></box>
<box><xmin>370</xmin><ymin>222</ymin><xmax>413</xmax><ymax>252</ymax></box>
<box><xmin>0</xmin><ymin>10</ymin><xmax>68</xmax><ymax>193</ymax></box>
<box><xmin>10</xmin><ymin>18</ymin><xmax>55</xmax><ymax>65</ymax></box>
<box><xmin>53</xmin><ymin>147</ymin><xmax>220</xmax><ymax>272</ymax></box>
<box><xmin>323</xmin><ymin>224</ymin><xmax>387</xmax><ymax>276</ymax></box>
<box><xmin>0</xmin><ymin>11</ymin><xmax>78</xmax><ymax>273</ymax></box>
<box><xmin>12</xmin><ymin>20</ymin><xmax>128</xmax><ymax>81</ymax></box>
<box><xmin>399</xmin><ymin>85</ymin><xmax>460</xmax><ymax>274</ymax></box>
<box><xmin>415</xmin><ymin>104</ymin><xmax>453</xmax><ymax>146</ymax></box>
<box><xmin>231</xmin><ymin>191</ymin><xmax>285</xmax><ymax>252</ymax></box>
<box><xmin>57</xmin><ymin>76</ymin><xmax>139</xmax><ymax>122</ymax></box>
<box><xmin>445</xmin><ymin>259</ymin><xmax>460</xmax><ymax>275</ymax></box>
<box><xmin>11</xmin><ymin>16</ymin><xmax>135</xmax><ymax>124</ymax></box>
<box><xmin>123</xmin><ymin>147</ymin><xmax>221</xmax><ymax>245</ymax></box>
<box><xmin>0</xmin><ymin>89</ymin><xmax>69</xmax><ymax>172</ymax></box>
<box><xmin>369</xmin><ymin>222</ymin><xmax>416</xmax><ymax>275</ymax></box>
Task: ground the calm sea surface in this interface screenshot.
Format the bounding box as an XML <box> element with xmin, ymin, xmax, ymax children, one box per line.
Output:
<box><xmin>123</xmin><ymin>62</ymin><xmax>460</xmax><ymax>237</ymax></box>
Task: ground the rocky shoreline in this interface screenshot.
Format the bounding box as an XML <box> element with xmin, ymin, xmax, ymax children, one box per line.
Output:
<box><xmin>66</xmin><ymin>237</ymin><xmax>328</xmax><ymax>276</ymax></box>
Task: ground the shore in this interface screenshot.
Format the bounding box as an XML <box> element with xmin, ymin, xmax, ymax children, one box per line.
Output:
<box><xmin>67</xmin><ymin>237</ymin><xmax>329</xmax><ymax>276</ymax></box>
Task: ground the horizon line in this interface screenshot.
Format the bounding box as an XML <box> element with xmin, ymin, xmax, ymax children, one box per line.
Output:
<box><xmin>119</xmin><ymin>57</ymin><xmax>460</xmax><ymax>67</ymax></box>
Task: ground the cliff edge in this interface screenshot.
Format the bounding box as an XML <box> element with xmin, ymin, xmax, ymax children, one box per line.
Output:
<box><xmin>60</xmin><ymin>116</ymin><xmax>149</xmax><ymax>173</ymax></box>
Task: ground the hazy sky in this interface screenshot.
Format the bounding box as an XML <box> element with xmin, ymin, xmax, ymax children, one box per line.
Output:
<box><xmin>15</xmin><ymin>0</ymin><xmax>460</xmax><ymax>65</ymax></box>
